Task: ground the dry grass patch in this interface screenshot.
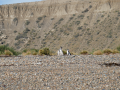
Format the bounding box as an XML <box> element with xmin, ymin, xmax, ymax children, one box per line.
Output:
<box><xmin>112</xmin><ymin>49</ymin><xmax>119</xmax><ymax>54</ymax></box>
<box><xmin>4</xmin><ymin>50</ymin><xmax>13</xmax><ymax>56</ymax></box>
<box><xmin>93</xmin><ymin>50</ymin><xmax>103</xmax><ymax>55</ymax></box>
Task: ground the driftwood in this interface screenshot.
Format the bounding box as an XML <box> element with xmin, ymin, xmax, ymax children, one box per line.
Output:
<box><xmin>99</xmin><ymin>63</ymin><xmax>120</xmax><ymax>67</ymax></box>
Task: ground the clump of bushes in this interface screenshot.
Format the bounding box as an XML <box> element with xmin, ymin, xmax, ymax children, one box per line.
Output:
<box><xmin>80</xmin><ymin>50</ymin><xmax>88</xmax><ymax>55</ymax></box>
<box><xmin>93</xmin><ymin>50</ymin><xmax>103</xmax><ymax>55</ymax></box>
<box><xmin>103</xmin><ymin>49</ymin><xmax>112</xmax><ymax>54</ymax></box>
<box><xmin>0</xmin><ymin>45</ymin><xmax>19</xmax><ymax>56</ymax></box>
<box><xmin>38</xmin><ymin>48</ymin><xmax>50</xmax><ymax>55</ymax></box>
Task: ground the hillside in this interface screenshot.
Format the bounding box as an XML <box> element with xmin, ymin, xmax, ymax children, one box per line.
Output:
<box><xmin>0</xmin><ymin>0</ymin><xmax>120</xmax><ymax>54</ymax></box>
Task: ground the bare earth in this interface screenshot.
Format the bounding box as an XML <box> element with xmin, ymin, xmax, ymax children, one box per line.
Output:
<box><xmin>0</xmin><ymin>55</ymin><xmax>120</xmax><ymax>90</ymax></box>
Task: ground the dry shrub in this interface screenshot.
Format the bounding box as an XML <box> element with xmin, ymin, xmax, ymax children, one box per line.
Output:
<box><xmin>80</xmin><ymin>50</ymin><xmax>88</xmax><ymax>55</ymax></box>
<box><xmin>38</xmin><ymin>50</ymin><xmax>44</xmax><ymax>55</ymax></box>
<box><xmin>93</xmin><ymin>50</ymin><xmax>103</xmax><ymax>55</ymax></box>
<box><xmin>103</xmin><ymin>49</ymin><xmax>112</xmax><ymax>54</ymax></box>
<box><xmin>4</xmin><ymin>50</ymin><xmax>13</xmax><ymax>56</ymax></box>
<box><xmin>112</xmin><ymin>49</ymin><xmax>119</xmax><ymax>54</ymax></box>
<box><xmin>38</xmin><ymin>48</ymin><xmax>50</xmax><ymax>55</ymax></box>
<box><xmin>31</xmin><ymin>50</ymin><xmax>38</xmax><ymax>55</ymax></box>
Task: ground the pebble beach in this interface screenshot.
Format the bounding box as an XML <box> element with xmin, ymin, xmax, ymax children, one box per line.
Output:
<box><xmin>0</xmin><ymin>54</ymin><xmax>120</xmax><ymax>90</ymax></box>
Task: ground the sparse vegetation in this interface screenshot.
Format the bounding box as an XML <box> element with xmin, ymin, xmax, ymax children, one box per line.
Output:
<box><xmin>38</xmin><ymin>17</ymin><xmax>42</xmax><ymax>20</ymax></box>
<box><xmin>15</xmin><ymin>33</ymin><xmax>27</xmax><ymax>40</ymax></box>
<box><xmin>25</xmin><ymin>20</ymin><xmax>30</xmax><ymax>25</ymax></box>
<box><xmin>74</xmin><ymin>33</ymin><xmax>79</xmax><ymax>38</ymax></box>
<box><xmin>14</xmin><ymin>30</ymin><xmax>17</xmax><ymax>33</ymax></box>
<box><xmin>75</xmin><ymin>21</ymin><xmax>80</xmax><ymax>25</ymax></box>
<box><xmin>97</xmin><ymin>20</ymin><xmax>100</xmax><ymax>23</ymax></box>
<box><xmin>77</xmin><ymin>26</ymin><xmax>82</xmax><ymax>30</ymax></box>
<box><xmin>101</xmin><ymin>15</ymin><xmax>104</xmax><ymax>17</ymax></box>
<box><xmin>73</xmin><ymin>14</ymin><xmax>76</xmax><ymax>16</ymax></box>
<box><xmin>23</xmin><ymin>28</ymin><xmax>30</xmax><ymax>33</ymax></box>
<box><xmin>82</xmin><ymin>8</ymin><xmax>89</xmax><ymax>13</ymax></box>
<box><xmin>0</xmin><ymin>45</ymin><xmax>19</xmax><ymax>56</ymax></box>
<box><xmin>51</xmin><ymin>18</ymin><xmax>54</xmax><ymax>20</ymax></box>
<box><xmin>69</xmin><ymin>17</ymin><xmax>74</xmax><ymax>20</ymax></box>
<box><xmin>78</xmin><ymin>15</ymin><xmax>84</xmax><ymax>19</ymax></box>
<box><xmin>59</xmin><ymin>18</ymin><xmax>64</xmax><ymax>22</ymax></box>
<box><xmin>89</xmin><ymin>5</ymin><xmax>92</xmax><ymax>8</ymax></box>
<box><xmin>13</xmin><ymin>18</ymin><xmax>18</xmax><ymax>22</ymax></box>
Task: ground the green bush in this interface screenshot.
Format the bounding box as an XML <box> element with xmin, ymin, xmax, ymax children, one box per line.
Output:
<box><xmin>0</xmin><ymin>45</ymin><xmax>19</xmax><ymax>56</ymax></box>
<box><xmin>62</xmin><ymin>50</ymin><xmax>67</xmax><ymax>55</ymax></box>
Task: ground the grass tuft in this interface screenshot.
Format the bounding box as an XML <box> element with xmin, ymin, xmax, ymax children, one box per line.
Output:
<box><xmin>93</xmin><ymin>50</ymin><xmax>103</xmax><ymax>55</ymax></box>
<box><xmin>4</xmin><ymin>50</ymin><xmax>13</xmax><ymax>56</ymax></box>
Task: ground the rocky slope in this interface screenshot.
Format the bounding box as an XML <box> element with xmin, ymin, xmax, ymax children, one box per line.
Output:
<box><xmin>0</xmin><ymin>0</ymin><xmax>120</xmax><ymax>54</ymax></box>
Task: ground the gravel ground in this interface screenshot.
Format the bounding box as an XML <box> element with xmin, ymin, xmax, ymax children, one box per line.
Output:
<box><xmin>0</xmin><ymin>54</ymin><xmax>120</xmax><ymax>90</ymax></box>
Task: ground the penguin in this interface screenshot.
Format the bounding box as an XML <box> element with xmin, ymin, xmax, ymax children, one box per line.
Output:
<box><xmin>67</xmin><ymin>49</ymin><xmax>71</xmax><ymax>55</ymax></box>
<box><xmin>58</xmin><ymin>47</ymin><xmax>63</xmax><ymax>56</ymax></box>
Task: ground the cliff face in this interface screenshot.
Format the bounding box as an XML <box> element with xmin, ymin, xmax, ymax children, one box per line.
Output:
<box><xmin>1</xmin><ymin>0</ymin><xmax>120</xmax><ymax>53</ymax></box>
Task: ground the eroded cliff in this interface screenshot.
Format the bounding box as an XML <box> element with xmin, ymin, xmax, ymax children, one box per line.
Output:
<box><xmin>0</xmin><ymin>0</ymin><xmax>120</xmax><ymax>53</ymax></box>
